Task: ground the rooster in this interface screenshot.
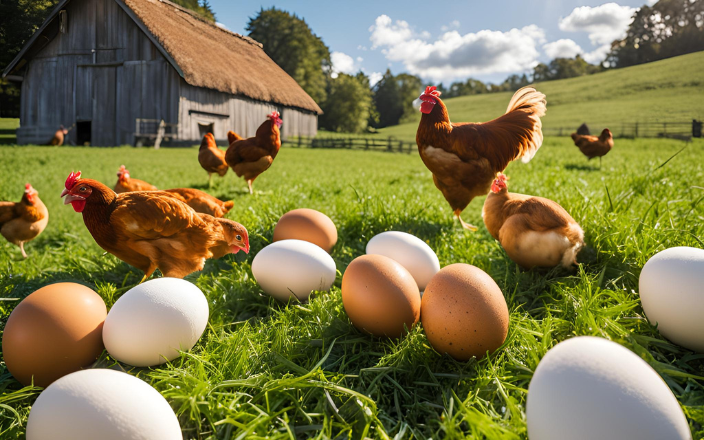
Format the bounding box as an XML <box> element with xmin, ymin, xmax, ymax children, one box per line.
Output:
<box><xmin>571</xmin><ymin>128</ymin><xmax>614</xmax><ymax>167</ymax></box>
<box><xmin>198</xmin><ymin>133</ymin><xmax>229</xmax><ymax>187</ymax></box>
<box><xmin>482</xmin><ymin>173</ymin><xmax>584</xmax><ymax>269</ymax></box>
<box><xmin>61</xmin><ymin>172</ymin><xmax>249</xmax><ymax>281</ymax></box>
<box><xmin>0</xmin><ymin>184</ymin><xmax>49</xmax><ymax>258</ymax></box>
<box><xmin>225</xmin><ymin>112</ymin><xmax>282</xmax><ymax>194</ymax></box>
<box><xmin>416</xmin><ymin>86</ymin><xmax>546</xmax><ymax>231</ymax></box>
<box><xmin>162</xmin><ymin>188</ymin><xmax>234</xmax><ymax>218</ymax></box>
<box><xmin>114</xmin><ymin>165</ymin><xmax>158</xmax><ymax>193</ymax></box>
<box><xmin>49</xmin><ymin>125</ymin><xmax>69</xmax><ymax>146</ymax></box>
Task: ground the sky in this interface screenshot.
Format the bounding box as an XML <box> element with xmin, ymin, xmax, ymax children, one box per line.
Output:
<box><xmin>208</xmin><ymin>0</ymin><xmax>654</xmax><ymax>86</ymax></box>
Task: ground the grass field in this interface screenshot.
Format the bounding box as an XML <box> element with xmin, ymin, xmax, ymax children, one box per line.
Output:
<box><xmin>379</xmin><ymin>51</ymin><xmax>704</xmax><ymax>141</ymax></box>
<box><xmin>1</xmin><ymin>138</ymin><xmax>703</xmax><ymax>439</ymax></box>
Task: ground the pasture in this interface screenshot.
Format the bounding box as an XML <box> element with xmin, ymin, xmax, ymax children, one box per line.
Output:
<box><xmin>1</xmin><ymin>137</ymin><xmax>703</xmax><ymax>438</ymax></box>
<box><xmin>379</xmin><ymin>51</ymin><xmax>704</xmax><ymax>141</ymax></box>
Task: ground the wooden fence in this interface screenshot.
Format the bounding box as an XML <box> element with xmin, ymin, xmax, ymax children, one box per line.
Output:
<box><xmin>283</xmin><ymin>136</ymin><xmax>417</xmax><ymax>154</ymax></box>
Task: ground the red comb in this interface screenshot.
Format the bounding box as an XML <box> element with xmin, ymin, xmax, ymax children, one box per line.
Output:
<box><xmin>268</xmin><ymin>111</ymin><xmax>280</xmax><ymax>120</ymax></box>
<box><xmin>65</xmin><ymin>171</ymin><xmax>81</xmax><ymax>190</ymax></box>
<box><xmin>25</xmin><ymin>183</ymin><xmax>32</xmax><ymax>191</ymax></box>
<box><xmin>424</xmin><ymin>86</ymin><xmax>441</xmax><ymax>97</ymax></box>
<box><xmin>496</xmin><ymin>173</ymin><xmax>508</xmax><ymax>181</ymax></box>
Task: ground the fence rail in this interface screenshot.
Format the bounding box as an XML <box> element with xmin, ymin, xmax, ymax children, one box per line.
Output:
<box><xmin>286</xmin><ymin>119</ymin><xmax>701</xmax><ymax>153</ymax></box>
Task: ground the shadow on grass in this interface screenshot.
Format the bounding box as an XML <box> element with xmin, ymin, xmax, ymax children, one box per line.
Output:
<box><xmin>564</xmin><ymin>163</ymin><xmax>600</xmax><ymax>171</ymax></box>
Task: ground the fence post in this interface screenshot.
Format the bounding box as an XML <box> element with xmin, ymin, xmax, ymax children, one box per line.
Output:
<box><xmin>365</xmin><ymin>138</ymin><xmax>369</xmax><ymax>150</ymax></box>
<box><xmin>664</xmin><ymin>122</ymin><xmax>667</xmax><ymax>136</ymax></box>
<box><xmin>693</xmin><ymin>120</ymin><xmax>702</xmax><ymax>138</ymax></box>
<box><xmin>635</xmin><ymin>122</ymin><xmax>638</xmax><ymax>138</ymax></box>
<box><xmin>387</xmin><ymin>138</ymin><xmax>392</xmax><ymax>152</ymax></box>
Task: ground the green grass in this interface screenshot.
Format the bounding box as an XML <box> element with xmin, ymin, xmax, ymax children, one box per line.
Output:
<box><xmin>379</xmin><ymin>51</ymin><xmax>704</xmax><ymax>141</ymax></box>
<box><xmin>1</xmin><ymin>138</ymin><xmax>703</xmax><ymax>439</ymax></box>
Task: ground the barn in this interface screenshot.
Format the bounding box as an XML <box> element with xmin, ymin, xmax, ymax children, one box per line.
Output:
<box><xmin>2</xmin><ymin>0</ymin><xmax>322</xmax><ymax>146</ymax></box>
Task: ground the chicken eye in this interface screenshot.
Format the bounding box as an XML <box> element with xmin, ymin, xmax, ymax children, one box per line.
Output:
<box><xmin>79</xmin><ymin>187</ymin><xmax>87</xmax><ymax>192</ymax></box>
<box><xmin>236</xmin><ymin>235</ymin><xmax>242</xmax><ymax>241</ymax></box>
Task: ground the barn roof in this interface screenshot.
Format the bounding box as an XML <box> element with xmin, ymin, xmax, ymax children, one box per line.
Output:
<box><xmin>3</xmin><ymin>0</ymin><xmax>323</xmax><ymax>114</ymax></box>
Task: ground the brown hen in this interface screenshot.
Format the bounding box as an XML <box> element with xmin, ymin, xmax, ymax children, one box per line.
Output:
<box><xmin>571</xmin><ymin>128</ymin><xmax>614</xmax><ymax>167</ymax></box>
<box><xmin>198</xmin><ymin>133</ymin><xmax>229</xmax><ymax>187</ymax></box>
<box><xmin>0</xmin><ymin>184</ymin><xmax>48</xmax><ymax>258</ymax></box>
<box><xmin>114</xmin><ymin>165</ymin><xmax>157</xmax><ymax>193</ymax></box>
<box><xmin>162</xmin><ymin>188</ymin><xmax>234</xmax><ymax>218</ymax></box>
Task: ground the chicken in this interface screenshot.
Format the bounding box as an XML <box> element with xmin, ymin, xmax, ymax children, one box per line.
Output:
<box><xmin>61</xmin><ymin>172</ymin><xmax>249</xmax><ymax>281</ymax></box>
<box><xmin>227</xmin><ymin>130</ymin><xmax>243</xmax><ymax>144</ymax></box>
<box><xmin>114</xmin><ymin>165</ymin><xmax>157</xmax><ymax>193</ymax></box>
<box><xmin>198</xmin><ymin>133</ymin><xmax>229</xmax><ymax>187</ymax></box>
<box><xmin>162</xmin><ymin>188</ymin><xmax>234</xmax><ymax>218</ymax></box>
<box><xmin>49</xmin><ymin>125</ymin><xmax>69</xmax><ymax>146</ymax></box>
<box><xmin>225</xmin><ymin>112</ymin><xmax>282</xmax><ymax>194</ymax></box>
<box><xmin>571</xmin><ymin>128</ymin><xmax>614</xmax><ymax>167</ymax></box>
<box><xmin>0</xmin><ymin>184</ymin><xmax>49</xmax><ymax>258</ymax></box>
<box><xmin>482</xmin><ymin>173</ymin><xmax>584</xmax><ymax>269</ymax></box>
<box><xmin>415</xmin><ymin>86</ymin><xmax>546</xmax><ymax>231</ymax></box>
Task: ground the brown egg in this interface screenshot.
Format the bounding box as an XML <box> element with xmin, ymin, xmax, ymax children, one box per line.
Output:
<box><xmin>341</xmin><ymin>254</ymin><xmax>420</xmax><ymax>338</ymax></box>
<box><xmin>2</xmin><ymin>283</ymin><xmax>107</xmax><ymax>387</ymax></box>
<box><xmin>273</xmin><ymin>208</ymin><xmax>338</xmax><ymax>252</ymax></box>
<box><xmin>421</xmin><ymin>264</ymin><xmax>508</xmax><ymax>361</ymax></box>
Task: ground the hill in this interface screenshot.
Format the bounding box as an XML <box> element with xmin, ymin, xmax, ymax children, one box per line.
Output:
<box><xmin>379</xmin><ymin>51</ymin><xmax>704</xmax><ymax>141</ymax></box>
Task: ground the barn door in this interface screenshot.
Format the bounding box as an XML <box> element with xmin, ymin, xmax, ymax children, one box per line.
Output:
<box><xmin>91</xmin><ymin>67</ymin><xmax>117</xmax><ymax>146</ymax></box>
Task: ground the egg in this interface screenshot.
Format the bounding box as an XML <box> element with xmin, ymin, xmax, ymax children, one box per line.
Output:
<box><xmin>2</xmin><ymin>283</ymin><xmax>106</xmax><ymax>387</ymax></box>
<box><xmin>527</xmin><ymin>336</ymin><xmax>690</xmax><ymax>440</ymax></box>
<box><xmin>26</xmin><ymin>369</ymin><xmax>181</xmax><ymax>440</ymax></box>
<box><xmin>366</xmin><ymin>231</ymin><xmax>440</xmax><ymax>291</ymax></box>
<box><xmin>273</xmin><ymin>208</ymin><xmax>338</xmax><ymax>252</ymax></box>
<box><xmin>102</xmin><ymin>278</ymin><xmax>209</xmax><ymax>367</ymax></box>
<box><xmin>639</xmin><ymin>246</ymin><xmax>704</xmax><ymax>352</ymax></box>
<box><xmin>341</xmin><ymin>254</ymin><xmax>420</xmax><ymax>338</ymax></box>
<box><xmin>421</xmin><ymin>264</ymin><xmax>508</xmax><ymax>360</ymax></box>
<box><xmin>252</xmin><ymin>239</ymin><xmax>337</xmax><ymax>302</ymax></box>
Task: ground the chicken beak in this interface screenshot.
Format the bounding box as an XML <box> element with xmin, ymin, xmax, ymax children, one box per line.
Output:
<box><xmin>60</xmin><ymin>188</ymin><xmax>69</xmax><ymax>198</ymax></box>
<box><xmin>62</xmin><ymin>193</ymin><xmax>85</xmax><ymax>205</ymax></box>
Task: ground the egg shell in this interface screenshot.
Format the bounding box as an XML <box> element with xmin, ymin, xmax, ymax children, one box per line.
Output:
<box><xmin>102</xmin><ymin>277</ymin><xmax>209</xmax><ymax>367</ymax></box>
<box><xmin>26</xmin><ymin>369</ymin><xmax>181</xmax><ymax>440</ymax></box>
<box><xmin>421</xmin><ymin>264</ymin><xmax>508</xmax><ymax>360</ymax></box>
<box><xmin>639</xmin><ymin>246</ymin><xmax>704</xmax><ymax>352</ymax></box>
<box><xmin>273</xmin><ymin>208</ymin><xmax>338</xmax><ymax>252</ymax></box>
<box><xmin>2</xmin><ymin>283</ymin><xmax>106</xmax><ymax>387</ymax></box>
<box><xmin>366</xmin><ymin>231</ymin><xmax>440</xmax><ymax>291</ymax></box>
<box><xmin>527</xmin><ymin>336</ymin><xmax>690</xmax><ymax>440</ymax></box>
<box><xmin>341</xmin><ymin>254</ymin><xmax>420</xmax><ymax>338</ymax></box>
<box><xmin>252</xmin><ymin>239</ymin><xmax>337</xmax><ymax>302</ymax></box>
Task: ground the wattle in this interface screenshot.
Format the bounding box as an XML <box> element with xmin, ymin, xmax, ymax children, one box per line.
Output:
<box><xmin>420</xmin><ymin>101</ymin><xmax>435</xmax><ymax>114</ymax></box>
<box><xmin>71</xmin><ymin>200</ymin><xmax>87</xmax><ymax>212</ymax></box>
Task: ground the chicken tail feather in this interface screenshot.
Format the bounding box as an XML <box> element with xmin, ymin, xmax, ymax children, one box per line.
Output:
<box><xmin>504</xmin><ymin>86</ymin><xmax>546</xmax><ymax>164</ymax></box>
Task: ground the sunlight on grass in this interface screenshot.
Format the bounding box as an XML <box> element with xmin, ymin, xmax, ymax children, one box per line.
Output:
<box><xmin>0</xmin><ymin>137</ymin><xmax>703</xmax><ymax>438</ymax></box>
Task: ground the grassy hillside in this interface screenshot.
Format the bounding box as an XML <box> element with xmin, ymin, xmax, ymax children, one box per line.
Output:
<box><xmin>0</xmin><ymin>139</ymin><xmax>703</xmax><ymax>437</ymax></box>
<box><xmin>379</xmin><ymin>51</ymin><xmax>704</xmax><ymax>141</ymax></box>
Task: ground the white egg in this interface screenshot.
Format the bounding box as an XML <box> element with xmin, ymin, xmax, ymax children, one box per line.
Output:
<box><xmin>103</xmin><ymin>277</ymin><xmax>209</xmax><ymax>367</ymax></box>
<box><xmin>527</xmin><ymin>336</ymin><xmax>690</xmax><ymax>440</ymax></box>
<box><xmin>640</xmin><ymin>246</ymin><xmax>704</xmax><ymax>352</ymax></box>
<box><xmin>26</xmin><ymin>369</ymin><xmax>181</xmax><ymax>440</ymax></box>
<box><xmin>252</xmin><ymin>239</ymin><xmax>336</xmax><ymax>302</ymax></box>
<box><xmin>366</xmin><ymin>231</ymin><xmax>440</xmax><ymax>290</ymax></box>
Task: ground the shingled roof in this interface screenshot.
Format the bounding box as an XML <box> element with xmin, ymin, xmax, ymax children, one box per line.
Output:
<box><xmin>3</xmin><ymin>0</ymin><xmax>322</xmax><ymax>114</ymax></box>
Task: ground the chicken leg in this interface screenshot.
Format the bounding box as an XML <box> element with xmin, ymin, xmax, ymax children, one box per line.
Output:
<box><xmin>19</xmin><ymin>242</ymin><xmax>27</xmax><ymax>259</ymax></box>
<box><xmin>247</xmin><ymin>180</ymin><xmax>253</xmax><ymax>195</ymax></box>
<box><xmin>454</xmin><ymin>209</ymin><xmax>478</xmax><ymax>232</ymax></box>
<box><xmin>208</xmin><ymin>173</ymin><xmax>213</xmax><ymax>188</ymax></box>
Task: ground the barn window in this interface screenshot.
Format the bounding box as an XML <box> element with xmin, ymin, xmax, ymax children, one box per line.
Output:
<box><xmin>198</xmin><ymin>123</ymin><xmax>214</xmax><ymax>138</ymax></box>
<box><xmin>59</xmin><ymin>10</ymin><xmax>68</xmax><ymax>33</ymax></box>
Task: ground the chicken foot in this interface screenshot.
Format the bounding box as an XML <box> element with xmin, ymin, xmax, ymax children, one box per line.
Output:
<box><xmin>247</xmin><ymin>180</ymin><xmax>253</xmax><ymax>195</ymax></box>
<box><xmin>19</xmin><ymin>242</ymin><xmax>27</xmax><ymax>259</ymax></box>
<box><xmin>454</xmin><ymin>209</ymin><xmax>478</xmax><ymax>232</ymax></box>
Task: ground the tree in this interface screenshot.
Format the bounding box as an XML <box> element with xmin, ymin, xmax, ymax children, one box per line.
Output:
<box><xmin>608</xmin><ymin>0</ymin><xmax>704</xmax><ymax>68</ymax></box>
<box><xmin>170</xmin><ymin>0</ymin><xmax>215</xmax><ymax>21</ymax></box>
<box><xmin>319</xmin><ymin>73</ymin><xmax>372</xmax><ymax>133</ymax></box>
<box><xmin>247</xmin><ymin>8</ymin><xmax>331</xmax><ymax>104</ymax></box>
<box><xmin>395</xmin><ymin>73</ymin><xmax>423</xmax><ymax>123</ymax></box>
<box><xmin>372</xmin><ymin>70</ymin><xmax>403</xmax><ymax>128</ymax></box>
<box><xmin>532</xmin><ymin>55</ymin><xmax>601</xmax><ymax>82</ymax></box>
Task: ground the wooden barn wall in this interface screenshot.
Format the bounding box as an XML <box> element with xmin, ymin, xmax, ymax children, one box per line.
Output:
<box><xmin>178</xmin><ymin>81</ymin><xmax>318</xmax><ymax>142</ymax></box>
<box><xmin>18</xmin><ymin>0</ymin><xmax>178</xmax><ymax>146</ymax></box>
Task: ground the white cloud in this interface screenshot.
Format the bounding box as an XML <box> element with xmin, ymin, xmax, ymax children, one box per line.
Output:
<box><xmin>543</xmin><ymin>39</ymin><xmax>584</xmax><ymax>59</ymax></box>
<box><xmin>331</xmin><ymin>51</ymin><xmax>361</xmax><ymax>78</ymax></box>
<box><xmin>583</xmin><ymin>45</ymin><xmax>611</xmax><ymax>64</ymax></box>
<box><xmin>369</xmin><ymin>72</ymin><xmax>383</xmax><ymax>87</ymax></box>
<box><xmin>646</xmin><ymin>0</ymin><xmax>658</xmax><ymax>5</ymax></box>
<box><xmin>369</xmin><ymin>15</ymin><xmax>546</xmax><ymax>82</ymax></box>
<box><xmin>559</xmin><ymin>3</ymin><xmax>636</xmax><ymax>46</ymax></box>
<box><xmin>441</xmin><ymin>20</ymin><xmax>460</xmax><ymax>32</ymax></box>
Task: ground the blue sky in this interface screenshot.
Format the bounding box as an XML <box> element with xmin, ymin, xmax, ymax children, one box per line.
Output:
<box><xmin>208</xmin><ymin>0</ymin><xmax>652</xmax><ymax>85</ymax></box>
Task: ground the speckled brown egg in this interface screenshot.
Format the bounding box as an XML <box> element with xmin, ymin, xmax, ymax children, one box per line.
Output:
<box><xmin>273</xmin><ymin>208</ymin><xmax>338</xmax><ymax>252</ymax></box>
<box><xmin>421</xmin><ymin>264</ymin><xmax>508</xmax><ymax>361</ymax></box>
<box><xmin>2</xmin><ymin>283</ymin><xmax>107</xmax><ymax>387</ymax></box>
<box><xmin>341</xmin><ymin>254</ymin><xmax>420</xmax><ymax>338</ymax></box>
